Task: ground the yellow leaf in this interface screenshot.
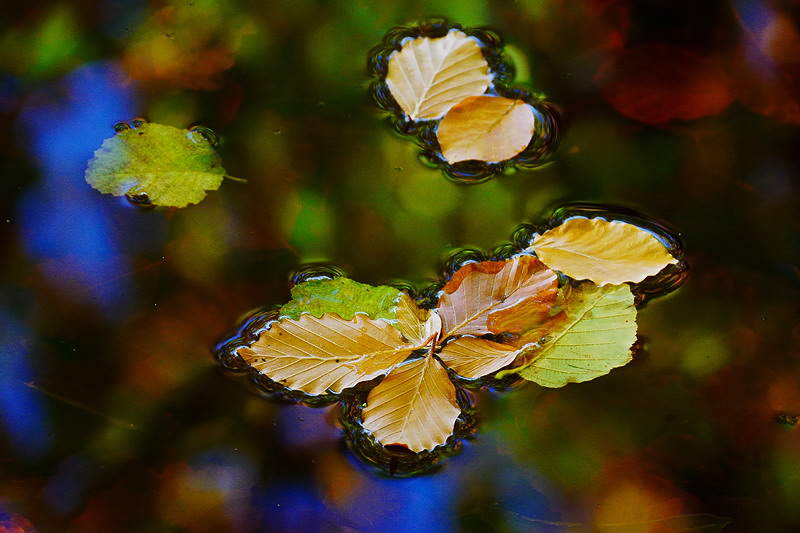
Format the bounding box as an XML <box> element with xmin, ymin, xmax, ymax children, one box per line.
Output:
<box><xmin>438</xmin><ymin>336</ymin><xmax>520</xmax><ymax>379</ymax></box>
<box><xmin>361</xmin><ymin>352</ymin><xmax>460</xmax><ymax>452</ymax></box>
<box><xmin>504</xmin><ymin>284</ymin><xmax>638</xmax><ymax>387</ymax></box>
<box><xmin>436</xmin><ymin>96</ymin><xmax>536</xmax><ymax>163</ymax></box>
<box><xmin>238</xmin><ymin>314</ymin><xmax>419</xmax><ymax>396</ymax></box>
<box><xmin>386</xmin><ymin>30</ymin><xmax>491</xmax><ymax>121</ymax></box>
<box><xmin>529</xmin><ymin>217</ymin><xmax>679</xmax><ymax>285</ymax></box>
<box><xmin>437</xmin><ymin>255</ymin><xmax>558</xmax><ymax>338</ymax></box>
<box><xmin>395</xmin><ymin>292</ymin><xmax>442</xmax><ymax>346</ymax></box>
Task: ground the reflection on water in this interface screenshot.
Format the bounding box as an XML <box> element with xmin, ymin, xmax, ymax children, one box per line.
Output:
<box><xmin>3</xmin><ymin>1</ymin><xmax>800</xmax><ymax>531</ymax></box>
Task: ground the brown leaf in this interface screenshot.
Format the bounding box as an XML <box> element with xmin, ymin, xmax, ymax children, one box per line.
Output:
<box><xmin>239</xmin><ymin>314</ymin><xmax>418</xmax><ymax>396</ymax></box>
<box><xmin>438</xmin><ymin>336</ymin><xmax>520</xmax><ymax>379</ymax></box>
<box><xmin>361</xmin><ymin>351</ymin><xmax>460</xmax><ymax>452</ymax></box>
<box><xmin>386</xmin><ymin>30</ymin><xmax>491</xmax><ymax>121</ymax></box>
<box><xmin>436</xmin><ymin>96</ymin><xmax>536</xmax><ymax>163</ymax></box>
<box><xmin>437</xmin><ymin>255</ymin><xmax>558</xmax><ymax>338</ymax></box>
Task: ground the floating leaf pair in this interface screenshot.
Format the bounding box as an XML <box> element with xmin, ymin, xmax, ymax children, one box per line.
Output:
<box><xmin>217</xmin><ymin>208</ymin><xmax>686</xmax><ymax>471</ymax></box>
<box><xmin>85</xmin><ymin>120</ymin><xmax>237</xmax><ymax>208</ymax></box>
<box><xmin>369</xmin><ymin>20</ymin><xmax>559</xmax><ymax>182</ymax></box>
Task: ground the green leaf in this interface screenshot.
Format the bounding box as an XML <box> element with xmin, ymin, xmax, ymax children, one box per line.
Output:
<box><xmin>85</xmin><ymin>122</ymin><xmax>230</xmax><ymax>208</ymax></box>
<box><xmin>280</xmin><ymin>277</ymin><xmax>403</xmax><ymax>322</ymax></box>
<box><xmin>499</xmin><ymin>284</ymin><xmax>637</xmax><ymax>387</ymax></box>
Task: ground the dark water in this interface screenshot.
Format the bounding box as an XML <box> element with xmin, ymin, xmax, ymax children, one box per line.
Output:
<box><xmin>2</xmin><ymin>1</ymin><xmax>800</xmax><ymax>532</ymax></box>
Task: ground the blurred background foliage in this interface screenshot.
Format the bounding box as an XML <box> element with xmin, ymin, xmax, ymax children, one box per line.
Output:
<box><xmin>1</xmin><ymin>0</ymin><xmax>799</xmax><ymax>531</ymax></box>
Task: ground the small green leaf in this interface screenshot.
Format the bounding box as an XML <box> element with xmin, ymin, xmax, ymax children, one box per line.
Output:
<box><xmin>280</xmin><ymin>277</ymin><xmax>403</xmax><ymax>322</ymax></box>
<box><xmin>499</xmin><ymin>283</ymin><xmax>637</xmax><ymax>387</ymax></box>
<box><xmin>85</xmin><ymin>122</ymin><xmax>230</xmax><ymax>208</ymax></box>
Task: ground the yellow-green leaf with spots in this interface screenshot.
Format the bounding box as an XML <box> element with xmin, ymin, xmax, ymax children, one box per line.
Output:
<box><xmin>85</xmin><ymin>122</ymin><xmax>235</xmax><ymax>208</ymax></box>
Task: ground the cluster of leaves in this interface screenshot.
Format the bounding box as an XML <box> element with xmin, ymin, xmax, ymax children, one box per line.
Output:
<box><xmin>85</xmin><ymin>120</ymin><xmax>238</xmax><ymax>208</ymax></box>
<box><xmin>368</xmin><ymin>19</ymin><xmax>560</xmax><ymax>183</ymax></box>
<box><xmin>221</xmin><ymin>210</ymin><xmax>684</xmax><ymax>471</ymax></box>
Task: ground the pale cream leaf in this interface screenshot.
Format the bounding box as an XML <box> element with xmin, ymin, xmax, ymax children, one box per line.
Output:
<box><xmin>386</xmin><ymin>30</ymin><xmax>491</xmax><ymax>121</ymax></box>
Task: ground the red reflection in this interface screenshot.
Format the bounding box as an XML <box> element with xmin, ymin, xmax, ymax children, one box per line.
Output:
<box><xmin>596</xmin><ymin>44</ymin><xmax>734</xmax><ymax>124</ymax></box>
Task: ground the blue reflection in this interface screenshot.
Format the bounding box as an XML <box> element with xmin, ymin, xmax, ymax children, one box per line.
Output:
<box><xmin>255</xmin><ymin>482</ymin><xmax>333</xmax><ymax>532</ymax></box>
<box><xmin>190</xmin><ymin>449</ymin><xmax>260</xmax><ymax>531</ymax></box>
<box><xmin>43</xmin><ymin>453</ymin><xmax>98</xmax><ymax>514</ymax></box>
<box><xmin>733</xmin><ymin>0</ymin><xmax>778</xmax><ymax>76</ymax></box>
<box><xmin>0</xmin><ymin>310</ymin><xmax>52</xmax><ymax>460</ymax></box>
<box><xmin>16</xmin><ymin>61</ymin><xmax>138</xmax><ymax>319</ymax></box>
<box><xmin>277</xmin><ymin>404</ymin><xmax>341</xmax><ymax>449</ymax></box>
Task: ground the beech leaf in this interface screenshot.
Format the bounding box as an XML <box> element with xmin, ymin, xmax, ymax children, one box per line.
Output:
<box><xmin>280</xmin><ymin>277</ymin><xmax>402</xmax><ymax>321</ymax></box>
<box><xmin>238</xmin><ymin>314</ymin><xmax>418</xmax><ymax>396</ymax></box>
<box><xmin>85</xmin><ymin>122</ymin><xmax>229</xmax><ymax>207</ymax></box>
<box><xmin>395</xmin><ymin>292</ymin><xmax>442</xmax><ymax>345</ymax></box>
<box><xmin>501</xmin><ymin>284</ymin><xmax>637</xmax><ymax>387</ymax></box>
<box><xmin>362</xmin><ymin>351</ymin><xmax>460</xmax><ymax>452</ymax></box>
<box><xmin>436</xmin><ymin>96</ymin><xmax>536</xmax><ymax>163</ymax></box>
<box><xmin>437</xmin><ymin>255</ymin><xmax>558</xmax><ymax>338</ymax></box>
<box><xmin>386</xmin><ymin>29</ymin><xmax>491</xmax><ymax>121</ymax></box>
<box><xmin>529</xmin><ymin>217</ymin><xmax>678</xmax><ymax>285</ymax></box>
<box><xmin>438</xmin><ymin>336</ymin><xmax>520</xmax><ymax>379</ymax></box>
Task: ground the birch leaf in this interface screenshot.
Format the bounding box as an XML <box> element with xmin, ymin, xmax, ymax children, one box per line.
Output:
<box><xmin>437</xmin><ymin>255</ymin><xmax>558</xmax><ymax>338</ymax></box>
<box><xmin>395</xmin><ymin>292</ymin><xmax>442</xmax><ymax>345</ymax></box>
<box><xmin>238</xmin><ymin>314</ymin><xmax>418</xmax><ymax>396</ymax></box>
<box><xmin>501</xmin><ymin>284</ymin><xmax>637</xmax><ymax>388</ymax></box>
<box><xmin>438</xmin><ymin>336</ymin><xmax>520</xmax><ymax>379</ymax></box>
<box><xmin>362</xmin><ymin>352</ymin><xmax>460</xmax><ymax>452</ymax></box>
<box><xmin>528</xmin><ymin>217</ymin><xmax>679</xmax><ymax>285</ymax></box>
<box><xmin>437</xmin><ymin>96</ymin><xmax>536</xmax><ymax>163</ymax></box>
<box><xmin>386</xmin><ymin>29</ymin><xmax>491</xmax><ymax>121</ymax></box>
<box><xmin>85</xmin><ymin>122</ymin><xmax>228</xmax><ymax>207</ymax></box>
<box><xmin>280</xmin><ymin>277</ymin><xmax>402</xmax><ymax>321</ymax></box>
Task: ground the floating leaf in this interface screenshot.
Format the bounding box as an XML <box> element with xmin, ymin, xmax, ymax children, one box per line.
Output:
<box><xmin>436</xmin><ymin>96</ymin><xmax>536</xmax><ymax>163</ymax></box>
<box><xmin>437</xmin><ymin>255</ymin><xmax>558</xmax><ymax>338</ymax></box>
<box><xmin>438</xmin><ymin>336</ymin><xmax>520</xmax><ymax>379</ymax></box>
<box><xmin>500</xmin><ymin>284</ymin><xmax>637</xmax><ymax>387</ymax></box>
<box><xmin>362</xmin><ymin>351</ymin><xmax>460</xmax><ymax>452</ymax></box>
<box><xmin>280</xmin><ymin>277</ymin><xmax>401</xmax><ymax>321</ymax></box>
<box><xmin>238</xmin><ymin>314</ymin><xmax>418</xmax><ymax>396</ymax></box>
<box><xmin>85</xmin><ymin>122</ymin><xmax>229</xmax><ymax>207</ymax></box>
<box><xmin>529</xmin><ymin>217</ymin><xmax>678</xmax><ymax>285</ymax></box>
<box><xmin>386</xmin><ymin>29</ymin><xmax>491</xmax><ymax>121</ymax></box>
<box><xmin>395</xmin><ymin>292</ymin><xmax>442</xmax><ymax>345</ymax></box>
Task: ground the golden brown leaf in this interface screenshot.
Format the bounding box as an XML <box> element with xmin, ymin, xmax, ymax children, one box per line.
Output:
<box><xmin>386</xmin><ymin>30</ymin><xmax>491</xmax><ymax>121</ymax></box>
<box><xmin>436</xmin><ymin>96</ymin><xmax>536</xmax><ymax>163</ymax></box>
<box><xmin>437</xmin><ymin>255</ymin><xmax>558</xmax><ymax>338</ymax></box>
<box><xmin>529</xmin><ymin>217</ymin><xmax>678</xmax><ymax>285</ymax></box>
<box><xmin>438</xmin><ymin>336</ymin><xmax>520</xmax><ymax>379</ymax></box>
<box><xmin>238</xmin><ymin>314</ymin><xmax>418</xmax><ymax>396</ymax></box>
<box><xmin>361</xmin><ymin>352</ymin><xmax>460</xmax><ymax>452</ymax></box>
<box><xmin>395</xmin><ymin>292</ymin><xmax>442</xmax><ymax>345</ymax></box>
